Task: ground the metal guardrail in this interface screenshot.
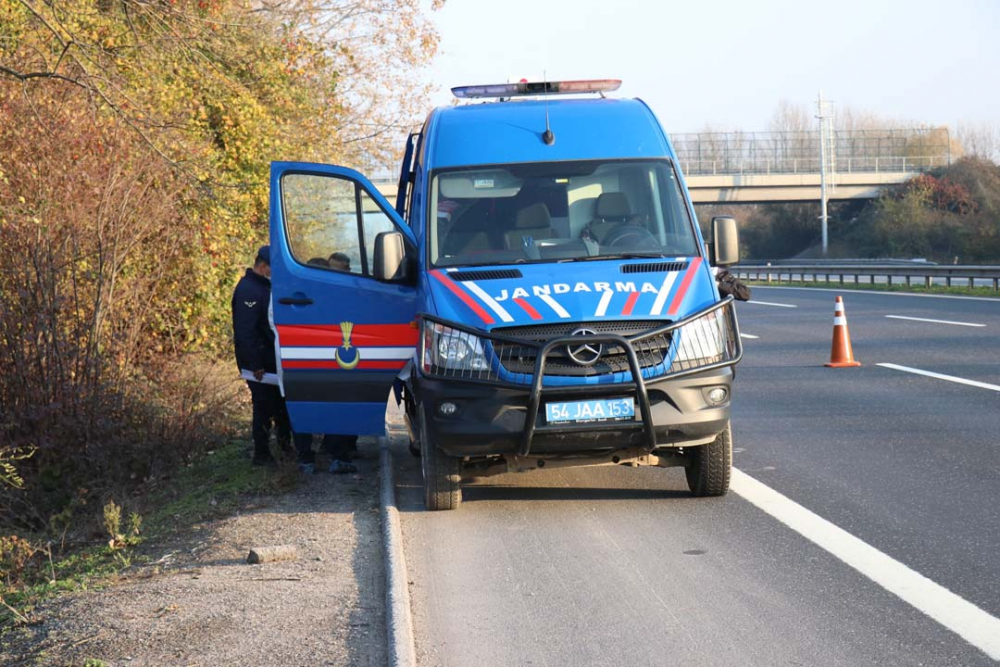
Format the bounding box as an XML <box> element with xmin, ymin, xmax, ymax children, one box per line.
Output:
<box><xmin>734</xmin><ymin>263</ymin><xmax>1000</xmax><ymax>292</ymax></box>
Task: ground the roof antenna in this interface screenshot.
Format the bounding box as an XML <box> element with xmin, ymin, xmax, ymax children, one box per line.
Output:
<box><xmin>542</xmin><ymin>70</ymin><xmax>555</xmax><ymax>145</ymax></box>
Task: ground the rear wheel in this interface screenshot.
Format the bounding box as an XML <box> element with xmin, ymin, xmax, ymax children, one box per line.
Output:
<box><xmin>419</xmin><ymin>407</ymin><xmax>462</xmax><ymax>511</ymax></box>
<box><xmin>685</xmin><ymin>422</ymin><xmax>732</xmax><ymax>497</ymax></box>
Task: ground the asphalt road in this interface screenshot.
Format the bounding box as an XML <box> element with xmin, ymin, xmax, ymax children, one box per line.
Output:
<box><xmin>395</xmin><ymin>286</ymin><xmax>1000</xmax><ymax>667</ymax></box>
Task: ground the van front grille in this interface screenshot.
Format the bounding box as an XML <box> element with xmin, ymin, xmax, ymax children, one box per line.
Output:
<box><xmin>491</xmin><ymin>321</ymin><xmax>672</xmax><ymax>377</ymax></box>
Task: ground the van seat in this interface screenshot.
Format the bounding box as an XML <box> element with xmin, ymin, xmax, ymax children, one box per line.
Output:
<box><xmin>504</xmin><ymin>202</ymin><xmax>552</xmax><ymax>249</ymax></box>
<box><xmin>590</xmin><ymin>192</ymin><xmax>632</xmax><ymax>242</ymax></box>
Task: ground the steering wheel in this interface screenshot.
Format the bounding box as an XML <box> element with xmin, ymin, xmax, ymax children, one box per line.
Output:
<box><xmin>602</xmin><ymin>223</ymin><xmax>657</xmax><ymax>248</ymax></box>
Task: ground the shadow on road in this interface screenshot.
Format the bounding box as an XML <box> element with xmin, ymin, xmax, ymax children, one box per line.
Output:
<box><xmin>460</xmin><ymin>484</ymin><xmax>691</xmax><ymax>503</ymax></box>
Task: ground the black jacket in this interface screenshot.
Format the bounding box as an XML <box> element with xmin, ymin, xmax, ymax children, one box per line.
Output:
<box><xmin>232</xmin><ymin>269</ymin><xmax>276</xmax><ymax>373</ymax></box>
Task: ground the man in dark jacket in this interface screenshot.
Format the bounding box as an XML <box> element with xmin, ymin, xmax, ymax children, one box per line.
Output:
<box><xmin>232</xmin><ymin>246</ymin><xmax>288</xmax><ymax>466</ymax></box>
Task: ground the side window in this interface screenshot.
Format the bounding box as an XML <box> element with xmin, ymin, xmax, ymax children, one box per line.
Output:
<box><xmin>361</xmin><ymin>189</ymin><xmax>397</xmax><ymax>276</ymax></box>
<box><xmin>281</xmin><ymin>173</ymin><xmax>401</xmax><ymax>277</ymax></box>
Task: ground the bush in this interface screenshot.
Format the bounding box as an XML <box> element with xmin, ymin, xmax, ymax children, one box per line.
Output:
<box><xmin>0</xmin><ymin>0</ymin><xmax>441</xmax><ymax>561</ymax></box>
<box><xmin>0</xmin><ymin>535</ymin><xmax>36</xmax><ymax>589</ymax></box>
<box><xmin>0</xmin><ymin>84</ymin><xmax>243</xmax><ymax>535</ymax></box>
<box><xmin>845</xmin><ymin>157</ymin><xmax>1000</xmax><ymax>262</ymax></box>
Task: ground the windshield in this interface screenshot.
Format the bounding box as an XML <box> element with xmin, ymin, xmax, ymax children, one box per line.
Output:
<box><xmin>429</xmin><ymin>160</ymin><xmax>699</xmax><ymax>267</ymax></box>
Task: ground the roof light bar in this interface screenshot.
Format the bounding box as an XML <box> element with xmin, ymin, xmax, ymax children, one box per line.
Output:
<box><xmin>452</xmin><ymin>79</ymin><xmax>622</xmax><ymax>99</ymax></box>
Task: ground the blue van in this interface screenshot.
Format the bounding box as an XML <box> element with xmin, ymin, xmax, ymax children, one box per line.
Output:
<box><xmin>269</xmin><ymin>79</ymin><xmax>743</xmax><ymax>510</ymax></box>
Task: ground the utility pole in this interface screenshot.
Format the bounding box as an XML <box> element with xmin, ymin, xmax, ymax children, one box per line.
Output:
<box><xmin>816</xmin><ymin>91</ymin><xmax>835</xmax><ymax>256</ymax></box>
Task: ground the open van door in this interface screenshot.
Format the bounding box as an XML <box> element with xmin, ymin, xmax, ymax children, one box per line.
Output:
<box><xmin>269</xmin><ymin>162</ymin><xmax>419</xmax><ymax>435</ymax></box>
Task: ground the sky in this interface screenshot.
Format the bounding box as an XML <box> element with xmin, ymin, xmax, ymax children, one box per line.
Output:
<box><xmin>425</xmin><ymin>0</ymin><xmax>1000</xmax><ymax>133</ymax></box>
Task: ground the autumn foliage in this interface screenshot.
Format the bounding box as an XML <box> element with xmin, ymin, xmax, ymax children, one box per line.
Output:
<box><xmin>897</xmin><ymin>173</ymin><xmax>977</xmax><ymax>216</ymax></box>
<box><xmin>845</xmin><ymin>158</ymin><xmax>1000</xmax><ymax>261</ymax></box>
<box><xmin>0</xmin><ymin>0</ymin><xmax>440</xmax><ymax>531</ymax></box>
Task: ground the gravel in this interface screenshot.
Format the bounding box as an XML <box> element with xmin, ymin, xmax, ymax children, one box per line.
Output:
<box><xmin>2</xmin><ymin>440</ymin><xmax>387</xmax><ymax>667</ymax></box>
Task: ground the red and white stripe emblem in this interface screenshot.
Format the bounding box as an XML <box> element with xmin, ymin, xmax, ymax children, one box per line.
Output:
<box><xmin>666</xmin><ymin>257</ymin><xmax>702</xmax><ymax>316</ymax></box>
<box><xmin>276</xmin><ymin>324</ymin><xmax>418</xmax><ymax>370</ymax></box>
<box><xmin>429</xmin><ymin>270</ymin><xmax>496</xmax><ymax>325</ymax></box>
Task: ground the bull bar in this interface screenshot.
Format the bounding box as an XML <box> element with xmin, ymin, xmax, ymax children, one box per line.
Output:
<box><xmin>418</xmin><ymin>296</ymin><xmax>743</xmax><ymax>457</ymax></box>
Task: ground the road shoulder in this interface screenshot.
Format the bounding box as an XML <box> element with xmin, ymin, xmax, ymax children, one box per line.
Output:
<box><xmin>1</xmin><ymin>442</ymin><xmax>386</xmax><ymax>667</ymax></box>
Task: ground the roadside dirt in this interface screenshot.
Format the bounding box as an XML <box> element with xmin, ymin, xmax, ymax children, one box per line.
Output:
<box><xmin>1</xmin><ymin>440</ymin><xmax>386</xmax><ymax>667</ymax></box>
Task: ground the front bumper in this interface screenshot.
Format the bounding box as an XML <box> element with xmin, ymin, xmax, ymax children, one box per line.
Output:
<box><xmin>412</xmin><ymin>365</ymin><xmax>733</xmax><ymax>458</ymax></box>
<box><xmin>410</xmin><ymin>298</ymin><xmax>742</xmax><ymax>459</ymax></box>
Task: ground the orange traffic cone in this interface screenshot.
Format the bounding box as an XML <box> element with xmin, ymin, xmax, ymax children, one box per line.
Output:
<box><xmin>825</xmin><ymin>296</ymin><xmax>861</xmax><ymax>368</ymax></box>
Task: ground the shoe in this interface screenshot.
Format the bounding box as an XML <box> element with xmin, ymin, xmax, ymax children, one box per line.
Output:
<box><xmin>298</xmin><ymin>462</ymin><xmax>316</xmax><ymax>475</ymax></box>
<box><xmin>328</xmin><ymin>460</ymin><xmax>358</xmax><ymax>475</ymax></box>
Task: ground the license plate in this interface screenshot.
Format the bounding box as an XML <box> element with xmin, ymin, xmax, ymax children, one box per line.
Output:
<box><xmin>545</xmin><ymin>397</ymin><xmax>635</xmax><ymax>424</ymax></box>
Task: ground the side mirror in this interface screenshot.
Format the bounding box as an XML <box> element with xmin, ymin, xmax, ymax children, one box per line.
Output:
<box><xmin>711</xmin><ymin>216</ymin><xmax>740</xmax><ymax>267</ymax></box>
<box><xmin>374</xmin><ymin>231</ymin><xmax>406</xmax><ymax>281</ymax></box>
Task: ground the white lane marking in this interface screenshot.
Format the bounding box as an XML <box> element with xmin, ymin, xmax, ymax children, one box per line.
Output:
<box><xmin>538</xmin><ymin>293</ymin><xmax>570</xmax><ymax>318</ymax></box>
<box><xmin>281</xmin><ymin>346</ymin><xmax>414</xmax><ymax>360</ymax></box>
<box><xmin>595</xmin><ymin>289</ymin><xmax>614</xmax><ymax>317</ymax></box>
<box><xmin>650</xmin><ymin>272</ymin><xmax>679</xmax><ymax>316</ymax></box>
<box><xmin>747</xmin><ymin>300</ymin><xmax>798</xmax><ymax>308</ymax></box>
<box><xmin>731</xmin><ymin>469</ymin><xmax>1000</xmax><ymax>660</ymax></box>
<box><xmin>885</xmin><ymin>315</ymin><xmax>986</xmax><ymax>328</ymax></box>
<box><xmin>463</xmin><ymin>281</ymin><xmax>514</xmax><ymax>323</ymax></box>
<box><xmin>877</xmin><ymin>363</ymin><xmax>1000</xmax><ymax>393</ymax></box>
<box><xmin>753</xmin><ymin>286</ymin><xmax>1000</xmax><ymax>303</ymax></box>
<box><xmin>740</xmin><ymin>333</ymin><xmax>759</xmax><ymax>339</ymax></box>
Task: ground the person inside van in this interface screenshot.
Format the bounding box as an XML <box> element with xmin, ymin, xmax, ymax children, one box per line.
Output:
<box><xmin>327</xmin><ymin>252</ymin><xmax>351</xmax><ymax>272</ymax></box>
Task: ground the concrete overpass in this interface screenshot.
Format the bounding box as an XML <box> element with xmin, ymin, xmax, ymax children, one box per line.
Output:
<box><xmin>684</xmin><ymin>171</ymin><xmax>913</xmax><ymax>204</ymax></box>
<box><xmin>675</xmin><ymin>128</ymin><xmax>950</xmax><ymax>204</ymax></box>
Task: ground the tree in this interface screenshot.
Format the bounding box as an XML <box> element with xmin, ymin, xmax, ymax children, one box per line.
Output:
<box><xmin>0</xmin><ymin>0</ymin><xmax>443</xmax><ymax>530</ymax></box>
<box><xmin>955</xmin><ymin>121</ymin><xmax>1000</xmax><ymax>163</ymax></box>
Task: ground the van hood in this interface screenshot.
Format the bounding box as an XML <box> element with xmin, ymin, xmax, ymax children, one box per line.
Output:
<box><xmin>426</xmin><ymin>257</ymin><xmax>715</xmax><ymax>330</ymax></box>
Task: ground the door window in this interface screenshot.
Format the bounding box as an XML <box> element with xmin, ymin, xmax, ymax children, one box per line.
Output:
<box><xmin>361</xmin><ymin>189</ymin><xmax>398</xmax><ymax>276</ymax></box>
<box><xmin>281</xmin><ymin>173</ymin><xmax>399</xmax><ymax>276</ymax></box>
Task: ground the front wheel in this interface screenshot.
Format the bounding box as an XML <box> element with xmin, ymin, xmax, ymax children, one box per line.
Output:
<box><xmin>685</xmin><ymin>422</ymin><xmax>732</xmax><ymax>497</ymax></box>
<box><xmin>419</xmin><ymin>407</ymin><xmax>462</xmax><ymax>511</ymax></box>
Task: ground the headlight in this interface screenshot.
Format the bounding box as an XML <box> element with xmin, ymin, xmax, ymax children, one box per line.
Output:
<box><xmin>422</xmin><ymin>322</ymin><xmax>489</xmax><ymax>373</ymax></box>
<box><xmin>672</xmin><ymin>308</ymin><xmax>727</xmax><ymax>365</ymax></box>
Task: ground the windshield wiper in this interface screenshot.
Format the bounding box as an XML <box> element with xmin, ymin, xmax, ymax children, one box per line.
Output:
<box><xmin>568</xmin><ymin>252</ymin><xmax>673</xmax><ymax>261</ymax></box>
<box><xmin>436</xmin><ymin>252</ymin><xmax>682</xmax><ymax>269</ymax></box>
<box><xmin>435</xmin><ymin>258</ymin><xmax>550</xmax><ymax>269</ymax></box>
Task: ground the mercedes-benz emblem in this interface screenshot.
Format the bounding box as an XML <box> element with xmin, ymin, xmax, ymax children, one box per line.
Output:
<box><xmin>566</xmin><ymin>328</ymin><xmax>603</xmax><ymax>366</ymax></box>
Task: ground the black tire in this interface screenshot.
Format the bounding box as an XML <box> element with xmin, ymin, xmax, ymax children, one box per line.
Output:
<box><xmin>419</xmin><ymin>407</ymin><xmax>462</xmax><ymax>511</ymax></box>
<box><xmin>685</xmin><ymin>422</ymin><xmax>732</xmax><ymax>497</ymax></box>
